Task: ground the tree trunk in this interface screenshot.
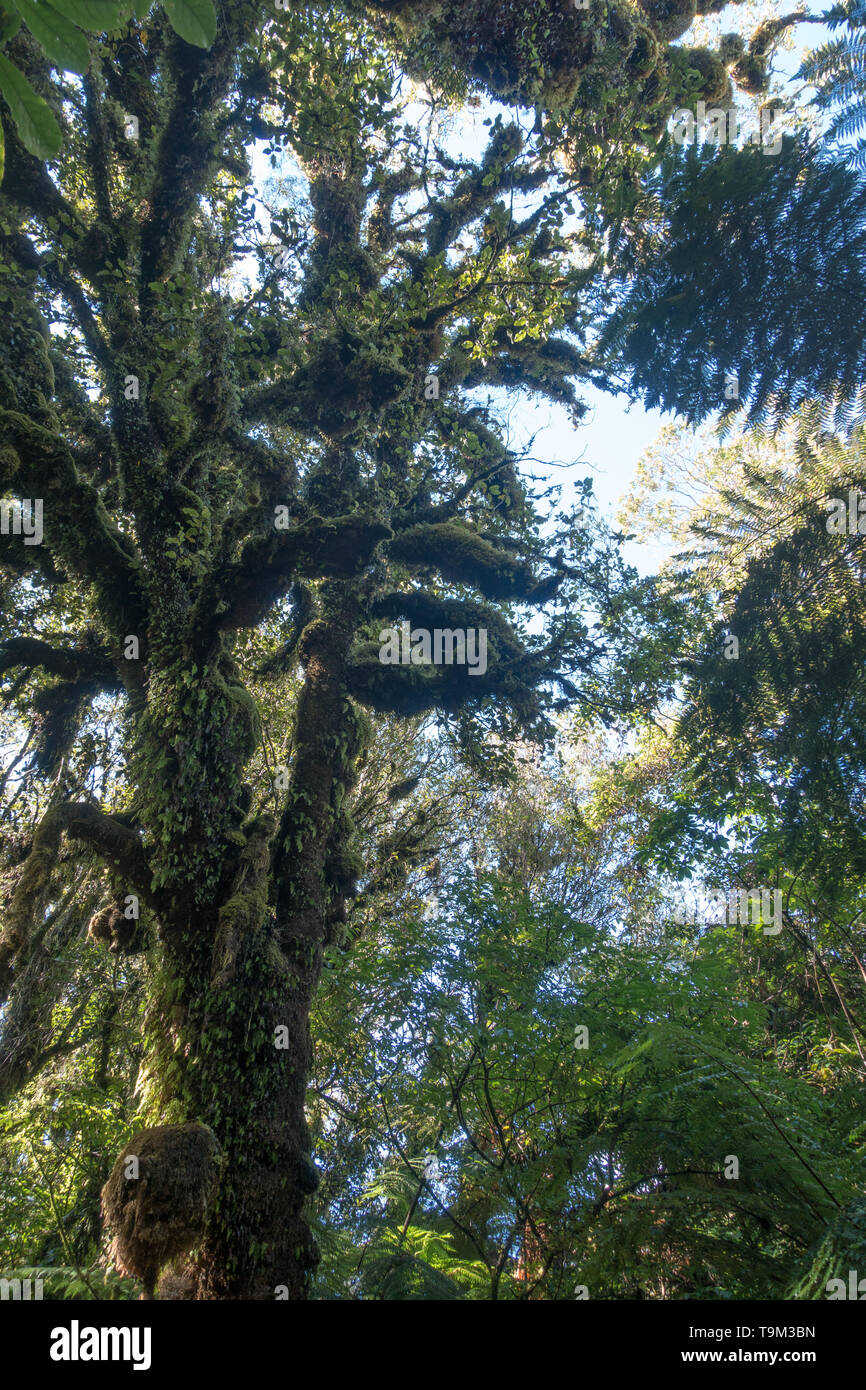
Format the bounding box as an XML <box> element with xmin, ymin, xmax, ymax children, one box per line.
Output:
<box><xmin>190</xmin><ymin>941</ymin><xmax>322</xmax><ymax>1299</ymax></box>
<box><xmin>132</xmin><ymin>596</ymin><xmax>363</xmax><ymax>1299</ymax></box>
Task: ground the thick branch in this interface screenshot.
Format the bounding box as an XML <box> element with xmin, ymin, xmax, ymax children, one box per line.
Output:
<box><xmin>139</xmin><ymin>3</ymin><xmax>263</xmax><ymax>291</ymax></box>
<box><xmin>386</xmin><ymin>521</ymin><xmax>559</xmax><ymax>602</ymax></box>
<box><xmin>0</xmin><ymin>637</ymin><xmax>119</xmax><ymax>688</ymax></box>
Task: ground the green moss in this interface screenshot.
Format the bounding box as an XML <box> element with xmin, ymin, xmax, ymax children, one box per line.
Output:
<box><xmin>211</xmin><ymin>815</ymin><xmax>274</xmax><ymax>985</ymax></box>
<box><xmin>637</xmin><ymin>0</ymin><xmax>696</xmax><ymax>41</ymax></box>
<box><xmin>677</xmin><ymin>46</ymin><xmax>732</xmax><ymax>104</ymax></box>
<box><xmin>0</xmin><ymin>444</ymin><xmax>20</xmax><ymax>486</ymax></box>
<box><xmin>387</xmin><ymin>520</ymin><xmax>557</xmax><ymax>602</ymax></box>
<box><xmin>626</xmin><ymin>25</ymin><xmax>660</xmax><ymax>81</ymax></box>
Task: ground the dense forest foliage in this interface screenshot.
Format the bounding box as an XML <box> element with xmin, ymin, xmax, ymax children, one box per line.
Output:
<box><xmin>0</xmin><ymin>0</ymin><xmax>864</xmax><ymax>1300</ymax></box>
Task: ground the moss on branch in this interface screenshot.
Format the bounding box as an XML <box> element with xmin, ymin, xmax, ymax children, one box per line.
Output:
<box><xmin>386</xmin><ymin>521</ymin><xmax>559</xmax><ymax>602</ymax></box>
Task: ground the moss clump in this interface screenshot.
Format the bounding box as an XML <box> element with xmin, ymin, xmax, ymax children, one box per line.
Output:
<box><xmin>626</xmin><ymin>25</ymin><xmax>661</xmax><ymax>81</ymax></box>
<box><xmin>87</xmin><ymin>905</ymin><xmax>115</xmax><ymax>947</ymax></box>
<box><xmin>224</xmin><ymin>681</ymin><xmax>261</xmax><ymax>762</ymax></box>
<box><xmin>670</xmin><ymin>45</ymin><xmax>732</xmax><ymax>105</ymax></box>
<box><xmin>638</xmin><ymin>0</ymin><xmax>696</xmax><ymax>41</ymax></box>
<box><xmin>87</xmin><ymin>902</ymin><xmax>144</xmax><ymax>954</ymax></box>
<box><xmin>732</xmin><ymin>51</ymin><xmax>765</xmax><ymax>97</ymax></box>
<box><xmin>687</xmin><ymin>47</ymin><xmax>732</xmax><ymax>103</ymax></box>
<box><xmin>718</xmin><ymin>32</ymin><xmax>745</xmax><ymax>66</ymax></box>
<box><xmin>102</xmin><ymin>1123</ymin><xmax>222</xmax><ymax>1299</ymax></box>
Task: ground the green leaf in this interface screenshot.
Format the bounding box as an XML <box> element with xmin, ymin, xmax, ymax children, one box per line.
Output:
<box><xmin>0</xmin><ymin>119</ymin><xmax>4</xmax><ymax>183</ymax></box>
<box><xmin>0</xmin><ymin>4</ymin><xmax>22</xmax><ymax>39</ymax></box>
<box><xmin>12</xmin><ymin>0</ymin><xmax>90</xmax><ymax>74</ymax></box>
<box><xmin>51</xmin><ymin>0</ymin><xmax>122</xmax><ymax>29</ymax></box>
<box><xmin>0</xmin><ymin>50</ymin><xmax>61</xmax><ymax>159</ymax></box>
<box><xmin>162</xmin><ymin>0</ymin><xmax>215</xmax><ymax>47</ymax></box>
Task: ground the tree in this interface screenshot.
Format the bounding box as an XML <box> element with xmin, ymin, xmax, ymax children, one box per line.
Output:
<box><xmin>617</xmin><ymin>413</ymin><xmax>866</xmax><ymax>1115</ymax></box>
<box><xmin>599</xmin><ymin>138</ymin><xmax>866</xmax><ymax>429</ymax></box>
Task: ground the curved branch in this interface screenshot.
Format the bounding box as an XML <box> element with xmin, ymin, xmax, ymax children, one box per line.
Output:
<box><xmin>386</xmin><ymin>521</ymin><xmax>559</xmax><ymax>602</ymax></box>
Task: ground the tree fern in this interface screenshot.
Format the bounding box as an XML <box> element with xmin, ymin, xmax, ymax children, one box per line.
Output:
<box><xmin>799</xmin><ymin>1</ymin><xmax>866</xmax><ymax>166</ymax></box>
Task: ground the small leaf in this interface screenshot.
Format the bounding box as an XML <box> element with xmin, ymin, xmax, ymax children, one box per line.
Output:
<box><xmin>12</xmin><ymin>0</ymin><xmax>90</xmax><ymax>74</ymax></box>
<box><xmin>162</xmin><ymin>0</ymin><xmax>215</xmax><ymax>47</ymax></box>
<box><xmin>0</xmin><ymin>50</ymin><xmax>61</xmax><ymax>159</ymax></box>
<box><xmin>0</xmin><ymin>119</ymin><xmax>4</xmax><ymax>183</ymax></box>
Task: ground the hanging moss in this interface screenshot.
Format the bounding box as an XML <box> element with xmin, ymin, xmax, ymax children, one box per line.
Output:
<box><xmin>0</xmin><ymin>803</ymin><xmax>66</xmax><ymax>998</ymax></box>
<box><xmin>87</xmin><ymin>901</ymin><xmax>145</xmax><ymax>954</ymax></box>
<box><xmin>87</xmin><ymin>905</ymin><xmax>115</xmax><ymax>947</ymax></box>
<box><xmin>31</xmin><ymin>678</ymin><xmax>94</xmax><ymax>777</ymax></box>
